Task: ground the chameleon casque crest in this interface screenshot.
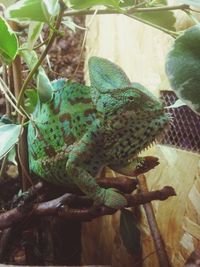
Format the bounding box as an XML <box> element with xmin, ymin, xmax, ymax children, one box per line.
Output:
<box><xmin>28</xmin><ymin>57</ymin><xmax>169</xmax><ymax>208</ymax></box>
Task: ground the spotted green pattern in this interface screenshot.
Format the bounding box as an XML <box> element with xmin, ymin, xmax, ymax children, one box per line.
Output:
<box><xmin>28</xmin><ymin>57</ymin><xmax>169</xmax><ymax>208</ymax></box>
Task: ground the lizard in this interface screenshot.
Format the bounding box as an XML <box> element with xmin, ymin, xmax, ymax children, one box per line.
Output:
<box><xmin>28</xmin><ymin>57</ymin><xmax>169</xmax><ymax>208</ymax></box>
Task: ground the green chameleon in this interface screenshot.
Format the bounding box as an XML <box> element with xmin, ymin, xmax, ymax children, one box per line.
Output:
<box><xmin>28</xmin><ymin>57</ymin><xmax>169</xmax><ymax>208</ymax></box>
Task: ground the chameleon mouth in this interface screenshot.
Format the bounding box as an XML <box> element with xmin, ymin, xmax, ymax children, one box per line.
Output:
<box><xmin>104</xmin><ymin>108</ymin><xmax>170</xmax><ymax>163</ymax></box>
<box><xmin>131</xmin><ymin>111</ymin><xmax>171</xmax><ymax>157</ymax></box>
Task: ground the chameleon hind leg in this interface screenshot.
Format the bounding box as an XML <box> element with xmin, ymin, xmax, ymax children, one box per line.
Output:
<box><xmin>66</xmin><ymin>131</ymin><xmax>127</xmax><ymax>208</ymax></box>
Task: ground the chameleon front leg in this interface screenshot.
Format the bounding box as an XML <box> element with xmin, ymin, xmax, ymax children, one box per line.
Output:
<box><xmin>66</xmin><ymin>132</ymin><xmax>127</xmax><ymax>208</ymax></box>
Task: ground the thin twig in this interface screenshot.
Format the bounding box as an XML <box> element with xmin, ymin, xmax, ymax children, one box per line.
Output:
<box><xmin>64</xmin><ymin>4</ymin><xmax>189</xmax><ymax>16</ymax></box>
<box><xmin>137</xmin><ymin>174</ymin><xmax>174</xmax><ymax>267</ymax></box>
<box><xmin>2</xmin><ymin>65</ymin><xmax>11</xmax><ymax>116</ymax></box>
<box><xmin>0</xmin><ymin>155</ymin><xmax>8</xmax><ymax>180</ymax></box>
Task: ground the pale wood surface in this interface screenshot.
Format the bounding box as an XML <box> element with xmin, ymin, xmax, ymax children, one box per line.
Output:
<box><xmin>82</xmin><ymin>4</ymin><xmax>200</xmax><ymax>267</ymax></box>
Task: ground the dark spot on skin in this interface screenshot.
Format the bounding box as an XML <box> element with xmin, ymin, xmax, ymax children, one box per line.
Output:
<box><xmin>69</xmin><ymin>97</ymin><xmax>91</xmax><ymax>105</ymax></box>
<box><xmin>84</xmin><ymin>109</ymin><xmax>96</xmax><ymax>116</ymax></box>
<box><xmin>76</xmin><ymin>115</ymin><xmax>80</xmax><ymax>121</ymax></box>
<box><xmin>86</xmin><ymin>121</ymin><xmax>92</xmax><ymax>125</ymax></box>
<box><xmin>44</xmin><ymin>145</ymin><xmax>56</xmax><ymax>157</ymax></box>
<box><xmin>59</xmin><ymin>113</ymin><xmax>71</xmax><ymax>122</ymax></box>
<box><xmin>37</xmin><ymin>133</ymin><xmax>44</xmax><ymax>141</ymax></box>
<box><xmin>50</xmin><ymin>96</ymin><xmax>62</xmax><ymax>114</ymax></box>
<box><xmin>31</xmin><ymin>151</ymin><xmax>38</xmax><ymax>160</ymax></box>
<box><xmin>64</xmin><ymin>134</ymin><xmax>76</xmax><ymax>144</ymax></box>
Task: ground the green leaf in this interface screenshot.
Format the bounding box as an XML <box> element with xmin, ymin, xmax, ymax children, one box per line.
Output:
<box><xmin>0</xmin><ymin>124</ymin><xmax>22</xmax><ymax>160</ymax></box>
<box><xmin>177</xmin><ymin>0</ymin><xmax>200</xmax><ymax>7</ymax></box>
<box><xmin>120</xmin><ymin>209</ymin><xmax>141</xmax><ymax>255</ymax></box>
<box><xmin>5</xmin><ymin>0</ymin><xmax>57</xmax><ymax>22</ymax></box>
<box><xmin>8</xmin><ymin>147</ymin><xmax>17</xmax><ymax>165</ymax></box>
<box><xmin>37</xmin><ymin>70</ymin><xmax>53</xmax><ymax>103</ymax></box>
<box><xmin>24</xmin><ymin>89</ymin><xmax>38</xmax><ymax>113</ymax></box>
<box><xmin>0</xmin><ymin>16</ymin><xmax>18</xmax><ymax>64</ymax></box>
<box><xmin>62</xmin><ymin>17</ymin><xmax>76</xmax><ymax>32</ymax></box>
<box><xmin>27</xmin><ymin>22</ymin><xmax>43</xmax><ymax>50</ymax></box>
<box><xmin>70</xmin><ymin>0</ymin><xmax>120</xmax><ymax>9</ymax></box>
<box><xmin>41</xmin><ymin>0</ymin><xmax>59</xmax><ymax>18</ymax></box>
<box><xmin>20</xmin><ymin>47</ymin><xmax>39</xmax><ymax>70</ymax></box>
<box><xmin>165</xmin><ymin>25</ymin><xmax>200</xmax><ymax>115</ymax></box>
<box><xmin>133</xmin><ymin>10</ymin><xmax>176</xmax><ymax>31</ymax></box>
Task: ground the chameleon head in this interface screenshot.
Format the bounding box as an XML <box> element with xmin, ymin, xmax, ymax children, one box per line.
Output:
<box><xmin>98</xmin><ymin>85</ymin><xmax>170</xmax><ymax>158</ymax></box>
<box><xmin>105</xmin><ymin>85</ymin><xmax>169</xmax><ymax>130</ymax></box>
<box><xmin>89</xmin><ymin>57</ymin><xmax>169</xmax><ymax>156</ymax></box>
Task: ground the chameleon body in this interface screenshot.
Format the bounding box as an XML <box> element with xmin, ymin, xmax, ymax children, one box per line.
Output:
<box><xmin>28</xmin><ymin>57</ymin><xmax>169</xmax><ymax>208</ymax></box>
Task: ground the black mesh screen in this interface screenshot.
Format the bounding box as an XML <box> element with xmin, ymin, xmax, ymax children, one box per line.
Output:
<box><xmin>160</xmin><ymin>91</ymin><xmax>200</xmax><ymax>153</ymax></box>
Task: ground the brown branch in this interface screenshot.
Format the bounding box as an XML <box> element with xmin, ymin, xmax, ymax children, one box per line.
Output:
<box><xmin>0</xmin><ymin>185</ymin><xmax>175</xmax><ymax>230</ymax></box>
<box><xmin>137</xmin><ymin>174</ymin><xmax>174</xmax><ymax>267</ymax></box>
<box><xmin>125</xmin><ymin>186</ymin><xmax>175</xmax><ymax>206</ymax></box>
<box><xmin>184</xmin><ymin>249</ymin><xmax>200</xmax><ymax>267</ymax></box>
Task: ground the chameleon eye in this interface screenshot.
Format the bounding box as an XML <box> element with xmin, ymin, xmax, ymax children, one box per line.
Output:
<box><xmin>146</xmin><ymin>101</ymin><xmax>153</xmax><ymax>107</ymax></box>
<box><xmin>128</xmin><ymin>96</ymin><xmax>134</xmax><ymax>101</ymax></box>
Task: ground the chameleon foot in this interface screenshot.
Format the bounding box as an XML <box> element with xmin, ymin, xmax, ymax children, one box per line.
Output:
<box><xmin>103</xmin><ymin>188</ymin><xmax>127</xmax><ymax>209</ymax></box>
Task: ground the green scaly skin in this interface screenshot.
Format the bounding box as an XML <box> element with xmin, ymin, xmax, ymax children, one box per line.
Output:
<box><xmin>28</xmin><ymin>57</ymin><xmax>169</xmax><ymax>208</ymax></box>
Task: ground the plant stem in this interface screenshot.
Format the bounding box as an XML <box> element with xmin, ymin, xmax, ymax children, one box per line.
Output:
<box><xmin>0</xmin><ymin>155</ymin><xmax>8</xmax><ymax>180</ymax></box>
<box><xmin>16</xmin><ymin>0</ymin><xmax>66</xmax><ymax>110</ymax></box>
<box><xmin>137</xmin><ymin>174</ymin><xmax>172</xmax><ymax>267</ymax></box>
<box><xmin>2</xmin><ymin>65</ymin><xmax>11</xmax><ymax>116</ymax></box>
<box><xmin>184</xmin><ymin>9</ymin><xmax>199</xmax><ymax>24</ymax></box>
<box><xmin>64</xmin><ymin>4</ymin><xmax>189</xmax><ymax>16</ymax></box>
